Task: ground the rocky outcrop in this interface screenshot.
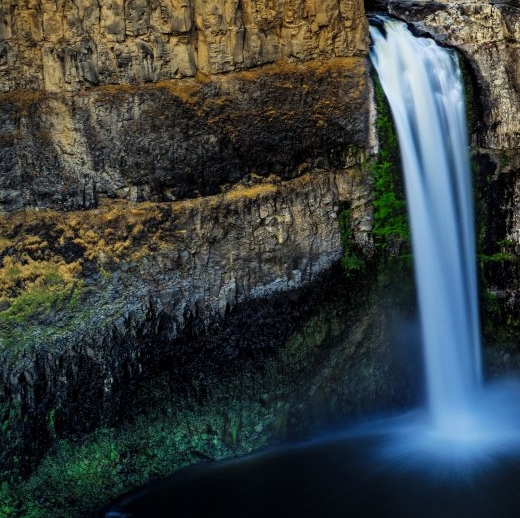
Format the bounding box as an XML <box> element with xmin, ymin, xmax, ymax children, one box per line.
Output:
<box><xmin>0</xmin><ymin>0</ymin><xmax>375</xmax><ymax>483</ymax></box>
<box><xmin>0</xmin><ymin>0</ymin><xmax>368</xmax><ymax>92</ymax></box>
<box><xmin>0</xmin><ymin>57</ymin><xmax>371</xmax><ymax>211</ymax></box>
<box><xmin>0</xmin><ymin>166</ymin><xmax>373</xmax><ymax>350</ymax></box>
<box><xmin>389</xmin><ymin>1</ymin><xmax>520</xmax><ymax>149</ymax></box>
<box><xmin>0</xmin><ymin>166</ymin><xmax>373</xmax><ymax>476</ymax></box>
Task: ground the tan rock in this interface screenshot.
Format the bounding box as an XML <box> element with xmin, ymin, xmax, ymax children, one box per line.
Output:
<box><xmin>100</xmin><ymin>0</ymin><xmax>126</xmax><ymax>42</ymax></box>
<box><xmin>389</xmin><ymin>1</ymin><xmax>520</xmax><ymax>149</ymax></box>
<box><xmin>0</xmin><ymin>0</ymin><xmax>368</xmax><ymax>91</ymax></box>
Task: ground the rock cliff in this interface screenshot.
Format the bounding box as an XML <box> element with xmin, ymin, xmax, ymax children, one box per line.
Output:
<box><xmin>0</xmin><ymin>0</ymin><xmax>376</xmax><ymax>486</ymax></box>
<box><xmin>0</xmin><ymin>57</ymin><xmax>371</xmax><ymax>211</ymax></box>
<box><xmin>389</xmin><ymin>0</ymin><xmax>520</xmax><ymax>149</ymax></box>
<box><xmin>0</xmin><ymin>166</ymin><xmax>373</xmax><ymax>477</ymax></box>
<box><xmin>0</xmin><ymin>0</ymin><xmax>370</xmax><ymax>211</ymax></box>
<box><xmin>0</xmin><ymin>0</ymin><xmax>368</xmax><ymax>92</ymax></box>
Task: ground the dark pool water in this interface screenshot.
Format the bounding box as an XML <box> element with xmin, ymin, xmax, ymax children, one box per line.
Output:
<box><xmin>103</xmin><ymin>409</ymin><xmax>520</xmax><ymax>518</ymax></box>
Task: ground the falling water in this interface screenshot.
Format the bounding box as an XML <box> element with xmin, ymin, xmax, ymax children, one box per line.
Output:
<box><xmin>369</xmin><ymin>18</ymin><xmax>482</xmax><ymax>433</ymax></box>
<box><xmin>104</xmin><ymin>17</ymin><xmax>520</xmax><ymax>518</ymax></box>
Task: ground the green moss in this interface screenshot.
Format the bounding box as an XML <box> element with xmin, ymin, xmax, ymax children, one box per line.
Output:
<box><xmin>499</xmin><ymin>150</ymin><xmax>511</xmax><ymax>169</ymax></box>
<box><xmin>3</xmin><ymin>394</ymin><xmax>275</xmax><ymax>518</ymax></box>
<box><xmin>0</xmin><ymin>285</ymin><xmax>79</xmax><ymax>325</ymax></box>
<box><xmin>478</xmin><ymin>252</ymin><xmax>515</xmax><ymax>264</ymax></box>
<box><xmin>337</xmin><ymin>74</ymin><xmax>410</xmax><ymax>276</ymax></box>
<box><xmin>0</xmin><ymin>397</ymin><xmax>24</xmax><ymax>510</ymax></box>
<box><xmin>338</xmin><ymin>206</ymin><xmax>366</xmax><ymax>275</ymax></box>
<box><xmin>0</xmin><ymin>481</ymin><xmax>20</xmax><ymax>517</ymax></box>
<box><xmin>371</xmin><ymin>75</ymin><xmax>409</xmax><ymax>255</ymax></box>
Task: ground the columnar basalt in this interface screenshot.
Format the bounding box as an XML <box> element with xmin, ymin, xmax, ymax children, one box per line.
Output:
<box><xmin>0</xmin><ymin>165</ymin><xmax>373</xmax><ymax>480</ymax></box>
<box><xmin>0</xmin><ymin>0</ymin><xmax>376</xmax><ymax>485</ymax></box>
<box><xmin>0</xmin><ymin>0</ymin><xmax>368</xmax><ymax>92</ymax></box>
<box><xmin>0</xmin><ymin>58</ymin><xmax>371</xmax><ymax>211</ymax></box>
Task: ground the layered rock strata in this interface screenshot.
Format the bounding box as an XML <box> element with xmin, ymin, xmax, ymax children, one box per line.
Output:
<box><xmin>0</xmin><ymin>166</ymin><xmax>373</xmax><ymax>474</ymax></box>
<box><xmin>0</xmin><ymin>57</ymin><xmax>371</xmax><ymax>211</ymax></box>
<box><xmin>0</xmin><ymin>0</ymin><xmax>376</xmax><ymax>479</ymax></box>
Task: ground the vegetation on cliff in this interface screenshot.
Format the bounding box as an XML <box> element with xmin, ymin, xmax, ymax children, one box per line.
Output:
<box><xmin>338</xmin><ymin>73</ymin><xmax>409</xmax><ymax>277</ymax></box>
<box><xmin>0</xmin><ymin>180</ymin><xmax>283</xmax><ymax>350</ymax></box>
<box><xmin>371</xmin><ymin>76</ymin><xmax>409</xmax><ymax>255</ymax></box>
<box><xmin>0</xmin><ymin>267</ymin><xmax>398</xmax><ymax>518</ymax></box>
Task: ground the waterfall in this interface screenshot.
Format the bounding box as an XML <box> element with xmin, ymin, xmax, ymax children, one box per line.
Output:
<box><xmin>369</xmin><ymin>18</ymin><xmax>483</xmax><ymax>432</ymax></box>
<box><xmin>104</xmin><ymin>22</ymin><xmax>520</xmax><ymax>517</ymax></box>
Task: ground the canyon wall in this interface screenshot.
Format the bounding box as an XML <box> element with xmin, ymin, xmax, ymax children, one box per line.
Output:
<box><xmin>0</xmin><ymin>0</ymin><xmax>376</xmax><ymax>480</ymax></box>
<box><xmin>0</xmin><ymin>166</ymin><xmax>373</xmax><ymax>476</ymax></box>
<box><xmin>389</xmin><ymin>0</ymin><xmax>520</xmax><ymax>149</ymax></box>
<box><xmin>0</xmin><ymin>1</ymin><xmax>370</xmax><ymax>212</ymax></box>
<box><xmin>4</xmin><ymin>0</ymin><xmax>520</xmax><ymax>510</ymax></box>
<box><xmin>0</xmin><ymin>0</ymin><xmax>373</xmax><ymax>322</ymax></box>
<box><xmin>0</xmin><ymin>0</ymin><xmax>368</xmax><ymax>91</ymax></box>
<box><xmin>0</xmin><ymin>58</ymin><xmax>371</xmax><ymax>211</ymax></box>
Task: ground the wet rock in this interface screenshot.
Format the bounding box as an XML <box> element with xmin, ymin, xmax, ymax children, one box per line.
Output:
<box><xmin>389</xmin><ymin>0</ymin><xmax>520</xmax><ymax>149</ymax></box>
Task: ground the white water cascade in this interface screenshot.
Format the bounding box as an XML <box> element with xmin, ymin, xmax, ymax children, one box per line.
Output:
<box><xmin>104</xmin><ymin>21</ymin><xmax>520</xmax><ymax>518</ymax></box>
<box><xmin>370</xmin><ymin>18</ymin><xmax>482</xmax><ymax>433</ymax></box>
<box><xmin>371</xmin><ymin>20</ymin><xmax>481</xmax><ymax>430</ymax></box>
<box><xmin>366</xmin><ymin>18</ymin><xmax>520</xmax><ymax>463</ymax></box>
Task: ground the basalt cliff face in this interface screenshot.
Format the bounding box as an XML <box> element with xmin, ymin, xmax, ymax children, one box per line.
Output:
<box><xmin>0</xmin><ymin>58</ymin><xmax>371</xmax><ymax>211</ymax></box>
<box><xmin>0</xmin><ymin>0</ymin><xmax>370</xmax><ymax>211</ymax></box>
<box><xmin>0</xmin><ymin>0</ymin><xmax>378</xmax><ymax>486</ymax></box>
<box><xmin>1</xmin><ymin>0</ymin><xmax>368</xmax><ymax>91</ymax></box>
<box><xmin>0</xmin><ymin>0</ymin><xmax>373</xmax><ymax>338</ymax></box>
<box><xmin>389</xmin><ymin>0</ymin><xmax>520</xmax><ymax>149</ymax></box>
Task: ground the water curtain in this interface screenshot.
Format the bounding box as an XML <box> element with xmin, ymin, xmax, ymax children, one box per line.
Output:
<box><xmin>369</xmin><ymin>18</ymin><xmax>482</xmax><ymax>431</ymax></box>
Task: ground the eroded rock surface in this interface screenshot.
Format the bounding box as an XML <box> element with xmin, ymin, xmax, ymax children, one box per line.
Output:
<box><xmin>0</xmin><ymin>0</ymin><xmax>375</xmax><ymax>481</ymax></box>
<box><xmin>389</xmin><ymin>1</ymin><xmax>520</xmax><ymax>149</ymax></box>
<box><xmin>0</xmin><ymin>58</ymin><xmax>371</xmax><ymax>211</ymax></box>
<box><xmin>0</xmin><ymin>0</ymin><xmax>368</xmax><ymax>91</ymax></box>
<box><xmin>0</xmin><ymin>167</ymin><xmax>373</xmax><ymax>477</ymax></box>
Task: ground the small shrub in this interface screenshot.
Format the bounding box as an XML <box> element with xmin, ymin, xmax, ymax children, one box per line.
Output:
<box><xmin>338</xmin><ymin>207</ymin><xmax>366</xmax><ymax>274</ymax></box>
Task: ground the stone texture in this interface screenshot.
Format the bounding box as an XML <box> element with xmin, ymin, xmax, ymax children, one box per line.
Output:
<box><xmin>389</xmin><ymin>1</ymin><xmax>520</xmax><ymax>149</ymax></box>
<box><xmin>0</xmin><ymin>166</ymin><xmax>373</xmax><ymax>475</ymax></box>
<box><xmin>0</xmin><ymin>58</ymin><xmax>370</xmax><ymax>211</ymax></box>
<box><xmin>0</xmin><ymin>0</ymin><xmax>374</xmax><ymax>481</ymax></box>
<box><xmin>0</xmin><ymin>0</ymin><xmax>368</xmax><ymax>92</ymax></box>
